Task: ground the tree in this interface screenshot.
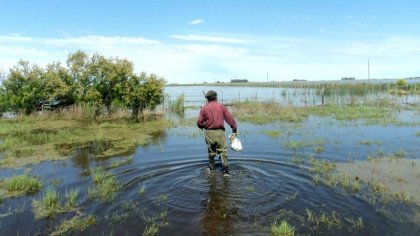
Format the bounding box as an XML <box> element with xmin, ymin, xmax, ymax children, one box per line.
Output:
<box><xmin>2</xmin><ymin>60</ymin><xmax>45</xmax><ymax>114</ymax></box>
<box><xmin>124</xmin><ymin>72</ymin><xmax>166</xmax><ymax>119</ymax></box>
<box><xmin>396</xmin><ymin>79</ymin><xmax>408</xmax><ymax>89</ymax></box>
<box><xmin>89</xmin><ymin>54</ymin><xmax>134</xmax><ymax>114</ymax></box>
<box><xmin>0</xmin><ymin>51</ymin><xmax>166</xmax><ymax>118</ymax></box>
<box><xmin>43</xmin><ymin>62</ymin><xmax>75</xmax><ymax>106</ymax></box>
<box><xmin>66</xmin><ymin>50</ymin><xmax>94</xmax><ymax>103</ymax></box>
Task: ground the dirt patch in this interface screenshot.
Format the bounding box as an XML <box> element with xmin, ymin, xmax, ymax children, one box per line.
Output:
<box><xmin>335</xmin><ymin>159</ymin><xmax>420</xmax><ymax>205</ymax></box>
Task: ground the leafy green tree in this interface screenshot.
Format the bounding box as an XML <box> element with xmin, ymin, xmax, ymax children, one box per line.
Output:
<box><xmin>124</xmin><ymin>72</ymin><xmax>166</xmax><ymax>119</ymax></box>
<box><xmin>0</xmin><ymin>51</ymin><xmax>166</xmax><ymax>118</ymax></box>
<box><xmin>89</xmin><ymin>54</ymin><xmax>134</xmax><ymax>114</ymax></box>
<box><xmin>43</xmin><ymin>62</ymin><xmax>75</xmax><ymax>106</ymax></box>
<box><xmin>2</xmin><ymin>60</ymin><xmax>45</xmax><ymax>114</ymax></box>
<box><xmin>66</xmin><ymin>50</ymin><xmax>94</xmax><ymax>103</ymax></box>
<box><xmin>396</xmin><ymin>79</ymin><xmax>408</xmax><ymax>89</ymax></box>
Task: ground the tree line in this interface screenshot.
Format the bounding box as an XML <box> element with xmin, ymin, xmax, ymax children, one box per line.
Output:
<box><xmin>0</xmin><ymin>50</ymin><xmax>165</xmax><ymax>118</ymax></box>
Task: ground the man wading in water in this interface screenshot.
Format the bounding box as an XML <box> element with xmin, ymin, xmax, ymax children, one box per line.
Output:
<box><xmin>197</xmin><ymin>90</ymin><xmax>238</xmax><ymax>177</ymax></box>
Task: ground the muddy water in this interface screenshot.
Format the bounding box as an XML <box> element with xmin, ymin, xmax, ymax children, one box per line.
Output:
<box><xmin>1</xmin><ymin>112</ymin><xmax>420</xmax><ymax>235</ymax></box>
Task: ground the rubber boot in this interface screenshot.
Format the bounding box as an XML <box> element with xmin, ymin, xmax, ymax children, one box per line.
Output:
<box><xmin>223</xmin><ymin>166</ymin><xmax>231</xmax><ymax>177</ymax></box>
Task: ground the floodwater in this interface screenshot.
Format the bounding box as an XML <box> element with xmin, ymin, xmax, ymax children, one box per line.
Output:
<box><xmin>1</xmin><ymin>86</ymin><xmax>420</xmax><ymax>235</ymax></box>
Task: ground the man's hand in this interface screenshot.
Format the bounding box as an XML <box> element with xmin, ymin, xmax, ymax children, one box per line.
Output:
<box><xmin>232</xmin><ymin>128</ymin><xmax>238</xmax><ymax>135</ymax></box>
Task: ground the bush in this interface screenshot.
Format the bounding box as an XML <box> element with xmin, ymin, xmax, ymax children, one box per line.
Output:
<box><xmin>396</xmin><ymin>79</ymin><xmax>408</xmax><ymax>89</ymax></box>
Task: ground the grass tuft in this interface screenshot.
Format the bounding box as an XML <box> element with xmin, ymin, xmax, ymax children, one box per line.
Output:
<box><xmin>138</xmin><ymin>184</ymin><xmax>146</xmax><ymax>196</ymax></box>
<box><xmin>65</xmin><ymin>188</ymin><xmax>79</xmax><ymax>209</ymax></box>
<box><xmin>271</xmin><ymin>221</ymin><xmax>295</xmax><ymax>236</ymax></box>
<box><xmin>32</xmin><ymin>188</ymin><xmax>62</xmax><ymax>219</ymax></box>
<box><xmin>4</xmin><ymin>175</ymin><xmax>42</xmax><ymax>195</ymax></box>
<box><xmin>51</xmin><ymin>214</ymin><xmax>97</xmax><ymax>236</ymax></box>
<box><xmin>143</xmin><ymin>223</ymin><xmax>160</xmax><ymax>236</ymax></box>
<box><xmin>88</xmin><ymin>167</ymin><xmax>120</xmax><ymax>201</ymax></box>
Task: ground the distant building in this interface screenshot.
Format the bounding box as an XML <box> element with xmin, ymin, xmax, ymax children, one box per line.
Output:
<box><xmin>341</xmin><ymin>77</ymin><xmax>355</xmax><ymax>80</ymax></box>
<box><xmin>293</xmin><ymin>79</ymin><xmax>307</xmax><ymax>82</ymax></box>
<box><xmin>231</xmin><ymin>79</ymin><xmax>248</xmax><ymax>83</ymax></box>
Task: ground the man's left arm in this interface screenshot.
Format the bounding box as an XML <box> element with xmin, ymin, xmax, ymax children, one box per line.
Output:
<box><xmin>222</xmin><ymin>105</ymin><xmax>237</xmax><ymax>133</ymax></box>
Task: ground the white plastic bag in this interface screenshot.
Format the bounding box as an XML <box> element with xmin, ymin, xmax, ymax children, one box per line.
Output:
<box><xmin>229</xmin><ymin>134</ymin><xmax>243</xmax><ymax>151</ymax></box>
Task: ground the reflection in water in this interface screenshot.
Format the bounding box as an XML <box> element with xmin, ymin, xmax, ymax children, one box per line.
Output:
<box><xmin>201</xmin><ymin>174</ymin><xmax>236</xmax><ymax>235</ymax></box>
<box><xmin>62</xmin><ymin>130</ymin><xmax>168</xmax><ymax>170</ymax></box>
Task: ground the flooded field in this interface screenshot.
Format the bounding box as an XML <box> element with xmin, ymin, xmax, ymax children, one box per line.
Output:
<box><xmin>1</xmin><ymin>86</ymin><xmax>420</xmax><ymax>235</ymax></box>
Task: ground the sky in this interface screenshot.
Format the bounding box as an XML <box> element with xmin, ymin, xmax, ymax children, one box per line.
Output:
<box><xmin>1</xmin><ymin>0</ymin><xmax>420</xmax><ymax>83</ymax></box>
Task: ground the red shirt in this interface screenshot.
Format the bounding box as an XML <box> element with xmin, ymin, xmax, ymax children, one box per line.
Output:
<box><xmin>197</xmin><ymin>101</ymin><xmax>237</xmax><ymax>130</ymax></box>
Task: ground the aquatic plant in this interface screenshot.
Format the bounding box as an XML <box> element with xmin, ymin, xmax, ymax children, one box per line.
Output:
<box><xmin>168</xmin><ymin>94</ymin><xmax>185</xmax><ymax>114</ymax></box>
<box><xmin>156</xmin><ymin>193</ymin><xmax>168</xmax><ymax>204</ymax></box>
<box><xmin>231</xmin><ymin>101</ymin><xmax>309</xmax><ymax>124</ymax></box>
<box><xmin>88</xmin><ymin>167</ymin><xmax>120</xmax><ymax>201</ymax></box>
<box><xmin>110</xmin><ymin>157</ymin><xmax>133</xmax><ymax>168</ymax></box>
<box><xmin>51</xmin><ymin>214</ymin><xmax>97</xmax><ymax>236</ymax></box>
<box><xmin>0</xmin><ymin>118</ymin><xmax>170</xmax><ymax>168</ymax></box>
<box><xmin>5</xmin><ymin>175</ymin><xmax>42</xmax><ymax>195</ymax></box>
<box><xmin>345</xmin><ymin>217</ymin><xmax>364</xmax><ymax>231</ymax></box>
<box><xmin>271</xmin><ymin>221</ymin><xmax>295</xmax><ymax>236</ymax></box>
<box><xmin>32</xmin><ymin>188</ymin><xmax>62</xmax><ymax>219</ymax></box>
<box><xmin>264</xmin><ymin>130</ymin><xmax>283</xmax><ymax>138</ymax></box>
<box><xmin>138</xmin><ymin>184</ymin><xmax>146</xmax><ymax>196</ymax></box>
<box><xmin>305</xmin><ymin>209</ymin><xmax>341</xmax><ymax>229</ymax></box>
<box><xmin>65</xmin><ymin>188</ymin><xmax>79</xmax><ymax>209</ymax></box>
<box><xmin>314</xmin><ymin>146</ymin><xmax>325</xmax><ymax>154</ymax></box>
<box><xmin>143</xmin><ymin>223</ymin><xmax>160</xmax><ymax>236</ymax></box>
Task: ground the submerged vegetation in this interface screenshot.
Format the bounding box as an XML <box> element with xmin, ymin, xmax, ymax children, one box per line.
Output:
<box><xmin>230</xmin><ymin>99</ymin><xmax>405</xmax><ymax>125</ymax></box>
<box><xmin>51</xmin><ymin>214</ymin><xmax>97</xmax><ymax>236</ymax></box>
<box><xmin>0</xmin><ymin>117</ymin><xmax>169</xmax><ymax>168</ymax></box>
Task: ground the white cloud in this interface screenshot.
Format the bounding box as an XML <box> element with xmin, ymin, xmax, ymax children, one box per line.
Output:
<box><xmin>170</xmin><ymin>34</ymin><xmax>250</xmax><ymax>44</ymax></box>
<box><xmin>190</xmin><ymin>19</ymin><xmax>204</xmax><ymax>25</ymax></box>
<box><xmin>1</xmin><ymin>33</ymin><xmax>420</xmax><ymax>83</ymax></box>
<box><xmin>345</xmin><ymin>15</ymin><xmax>355</xmax><ymax>20</ymax></box>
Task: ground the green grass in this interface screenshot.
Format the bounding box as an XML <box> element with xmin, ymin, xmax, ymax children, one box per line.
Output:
<box><xmin>143</xmin><ymin>223</ymin><xmax>160</xmax><ymax>236</ymax></box>
<box><xmin>65</xmin><ymin>188</ymin><xmax>79</xmax><ymax>209</ymax></box>
<box><xmin>231</xmin><ymin>101</ymin><xmax>397</xmax><ymax>125</ymax></box>
<box><xmin>231</xmin><ymin>101</ymin><xmax>309</xmax><ymax>124</ymax></box>
<box><xmin>367</xmin><ymin>149</ymin><xmax>406</xmax><ymax>162</ymax></box>
<box><xmin>168</xmin><ymin>94</ymin><xmax>185</xmax><ymax>115</ymax></box>
<box><xmin>271</xmin><ymin>221</ymin><xmax>295</xmax><ymax>236</ymax></box>
<box><xmin>88</xmin><ymin>167</ymin><xmax>120</xmax><ymax>201</ymax></box>
<box><xmin>156</xmin><ymin>193</ymin><xmax>168</xmax><ymax>204</ymax></box>
<box><xmin>416</xmin><ymin>131</ymin><xmax>420</xmax><ymax>136</ymax></box>
<box><xmin>264</xmin><ymin>130</ymin><xmax>283</xmax><ymax>138</ymax></box>
<box><xmin>51</xmin><ymin>214</ymin><xmax>97</xmax><ymax>236</ymax></box>
<box><xmin>0</xmin><ymin>117</ymin><xmax>170</xmax><ymax>168</ymax></box>
<box><xmin>309</xmin><ymin>105</ymin><xmax>392</xmax><ymax>121</ymax></box>
<box><xmin>305</xmin><ymin>209</ymin><xmax>341</xmax><ymax>229</ymax></box>
<box><xmin>32</xmin><ymin>188</ymin><xmax>62</xmax><ymax>219</ymax></box>
<box><xmin>3</xmin><ymin>175</ymin><xmax>42</xmax><ymax>196</ymax></box>
<box><xmin>345</xmin><ymin>217</ymin><xmax>364</xmax><ymax>231</ymax></box>
<box><xmin>138</xmin><ymin>184</ymin><xmax>146</xmax><ymax>196</ymax></box>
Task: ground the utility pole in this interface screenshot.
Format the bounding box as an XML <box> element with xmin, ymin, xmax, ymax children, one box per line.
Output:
<box><xmin>266</xmin><ymin>71</ymin><xmax>268</xmax><ymax>83</ymax></box>
<box><xmin>368</xmin><ymin>59</ymin><xmax>370</xmax><ymax>80</ymax></box>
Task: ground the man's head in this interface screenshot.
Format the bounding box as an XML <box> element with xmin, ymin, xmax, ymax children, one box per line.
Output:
<box><xmin>205</xmin><ymin>90</ymin><xmax>217</xmax><ymax>101</ymax></box>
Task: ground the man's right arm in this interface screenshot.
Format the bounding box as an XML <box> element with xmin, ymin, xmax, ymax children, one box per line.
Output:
<box><xmin>197</xmin><ymin>109</ymin><xmax>205</xmax><ymax>129</ymax></box>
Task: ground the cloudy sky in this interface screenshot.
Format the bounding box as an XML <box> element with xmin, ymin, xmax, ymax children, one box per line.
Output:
<box><xmin>1</xmin><ymin>0</ymin><xmax>420</xmax><ymax>83</ymax></box>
